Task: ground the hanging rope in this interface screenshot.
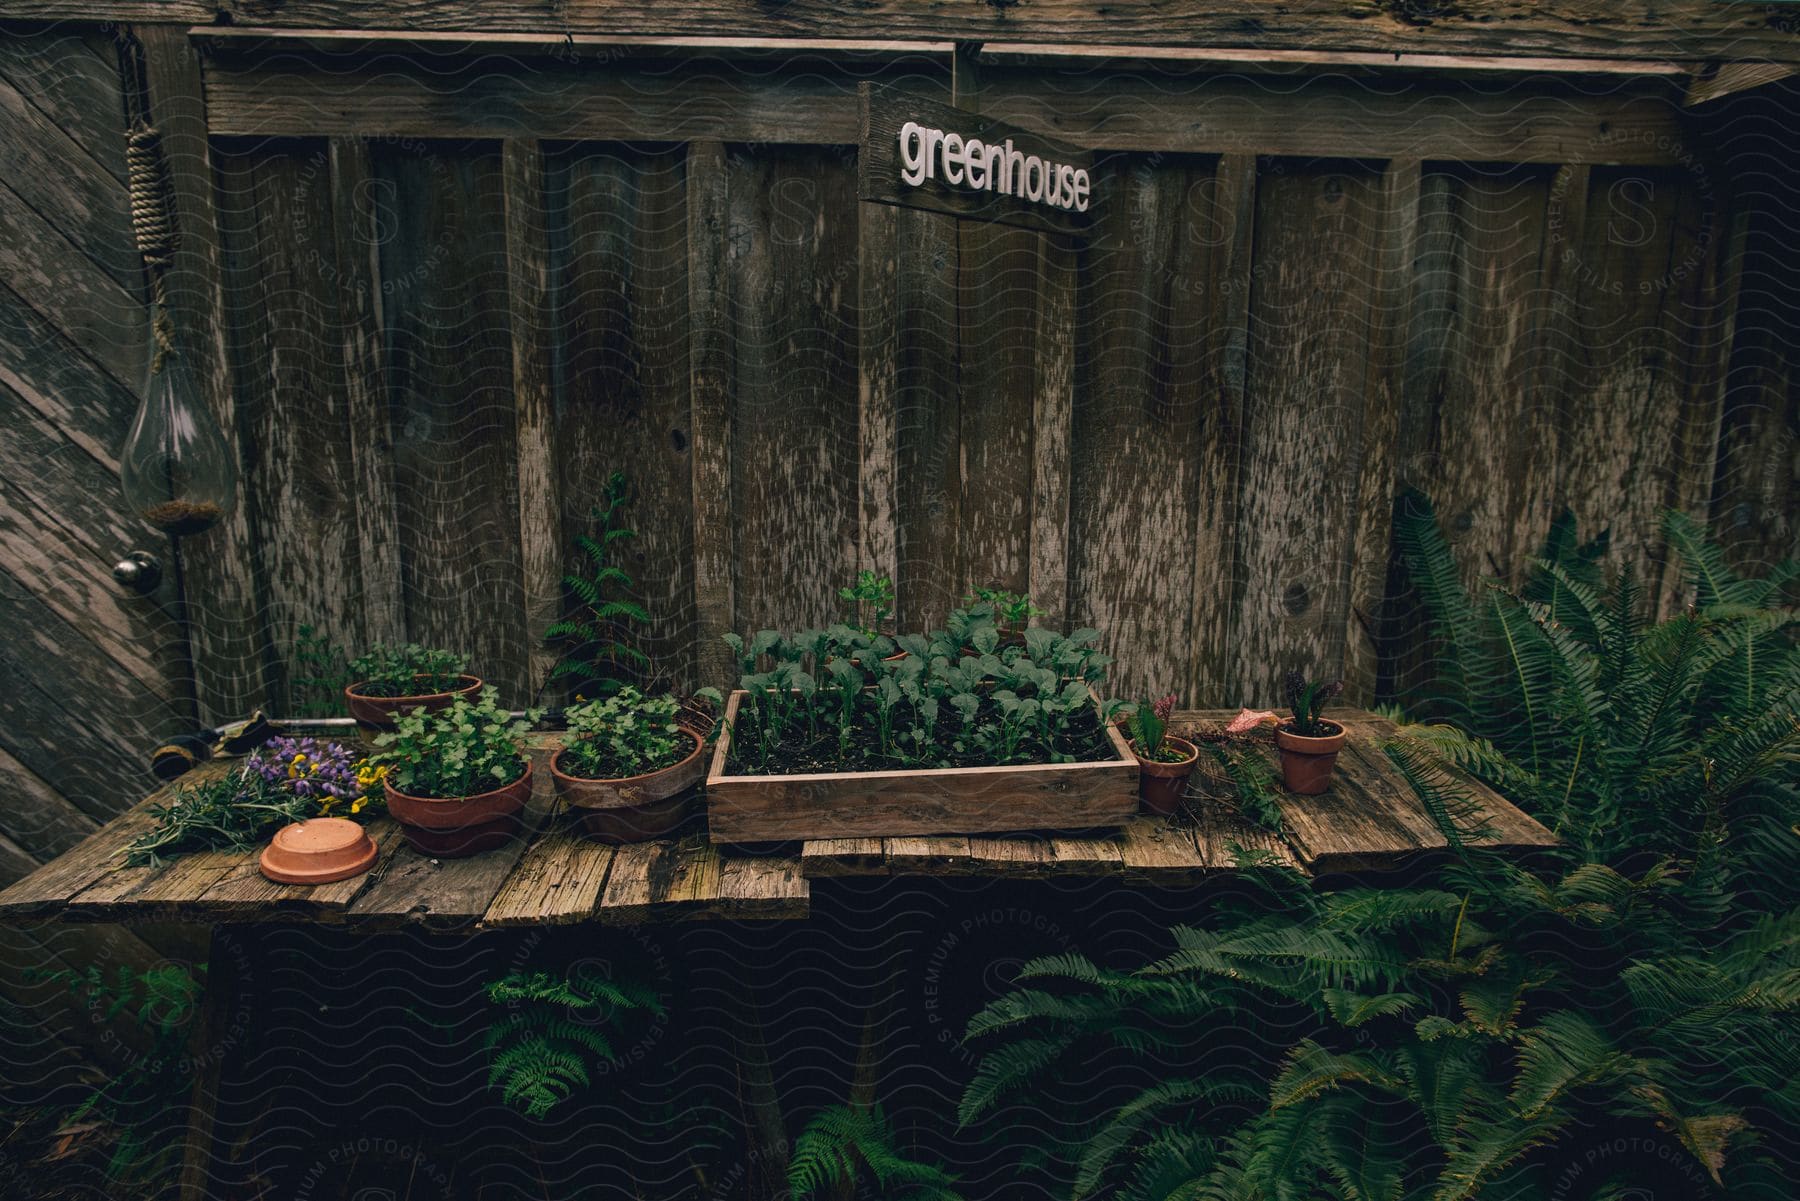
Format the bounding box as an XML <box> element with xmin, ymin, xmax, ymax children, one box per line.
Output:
<box><xmin>125</xmin><ymin>119</ymin><xmax>180</xmax><ymax>371</ymax></box>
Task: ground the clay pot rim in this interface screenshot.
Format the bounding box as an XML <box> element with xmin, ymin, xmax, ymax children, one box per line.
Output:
<box><xmin>1275</xmin><ymin>721</ymin><xmax>1346</xmax><ymax>751</ymax></box>
<box><xmin>258</xmin><ymin>817</ymin><xmax>379</xmax><ymax>885</ymax></box>
<box><xmin>1130</xmin><ymin>734</ymin><xmax>1200</xmax><ymax>768</ymax></box>
<box><xmin>384</xmin><ymin>758</ymin><xmax>533</xmax><ymax>805</ymax></box>
<box><xmin>551</xmin><ymin>728</ymin><xmax>703</xmax><ymax>787</ymax></box>
<box><xmin>344</xmin><ymin>673</ymin><xmax>483</xmax><ymax>705</ymax></box>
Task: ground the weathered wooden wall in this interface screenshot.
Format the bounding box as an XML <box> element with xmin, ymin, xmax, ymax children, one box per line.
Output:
<box><xmin>0</xmin><ymin>21</ymin><xmax>202</xmax><ymax>1103</ymax></box>
<box><xmin>140</xmin><ymin>38</ymin><xmax>1785</xmax><ymax>723</ymax></box>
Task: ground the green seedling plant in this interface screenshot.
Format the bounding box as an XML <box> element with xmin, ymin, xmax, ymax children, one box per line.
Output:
<box><xmin>719</xmin><ymin>605</ymin><xmax>1116</xmax><ymax>776</ymax></box>
<box><xmin>544</xmin><ymin>470</ymin><xmax>652</xmax><ymax>701</ymax></box>
<box><xmin>559</xmin><ymin>686</ymin><xmax>688</xmax><ymax>780</ymax></box>
<box><xmin>840</xmin><ymin>569</ymin><xmax>896</xmax><ymax>639</ymax></box>
<box><xmin>373</xmin><ymin>687</ymin><xmax>541</xmax><ymax>798</ymax></box>
<box><xmin>964</xmin><ymin>586</ymin><xmax>1042</xmax><ymax>630</ymax></box>
<box><xmin>1284</xmin><ymin>671</ymin><xmax>1344</xmax><ymax>736</ymax></box>
<box><xmin>290</xmin><ymin>623</ymin><xmax>351</xmax><ymax>716</ymax></box>
<box><xmin>348</xmin><ymin>642</ymin><xmax>468</xmax><ymax>698</ymax></box>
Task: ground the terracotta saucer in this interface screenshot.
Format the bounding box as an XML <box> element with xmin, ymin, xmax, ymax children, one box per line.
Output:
<box><xmin>259</xmin><ymin>817</ymin><xmax>379</xmax><ymax>885</ymax></box>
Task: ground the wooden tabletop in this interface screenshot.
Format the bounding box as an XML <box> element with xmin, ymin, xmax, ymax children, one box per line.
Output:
<box><xmin>0</xmin><ymin>710</ymin><xmax>1555</xmax><ymax>930</ymax></box>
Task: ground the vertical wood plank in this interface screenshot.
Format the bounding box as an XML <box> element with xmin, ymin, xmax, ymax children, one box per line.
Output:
<box><xmin>1341</xmin><ymin>157</ymin><xmax>1420</xmax><ymax>705</ymax></box>
<box><xmin>138</xmin><ymin>25</ymin><xmax>264</xmax><ymax>721</ymax></box>
<box><xmin>724</xmin><ymin>145</ymin><xmax>860</xmax><ymax>634</ymax></box>
<box><xmin>688</xmin><ymin>140</ymin><xmax>734</xmax><ymax>689</ymax></box>
<box><xmin>374</xmin><ymin>142</ymin><xmax>529</xmax><ymax>697</ymax></box>
<box><xmin>552</xmin><ymin>145</ymin><xmax>696</xmax><ymax>692</ymax></box>
<box><xmin>858</xmin><ymin>195</ymin><xmax>901</xmax><ymax>590</ymax></box>
<box><xmin>1030</xmin><ymin>231</ymin><xmax>1077</xmax><ymax>629</ymax></box>
<box><xmin>327</xmin><ymin>135</ymin><xmax>405</xmax><ymax>647</ymax></box>
<box><xmin>502</xmin><ymin>138</ymin><xmax>560</xmax><ymax>697</ymax></box>
<box><xmin>1229</xmin><ymin>158</ymin><xmax>1387</xmax><ymax>705</ymax></box>
<box><xmin>893</xmin><ymin>205</ymin><xmax>961</xmax><ymax>628</ymax></box>
<box><xmin>1190</xmin><ymin>153</ymin><xmax>1256</xmax><ymax>705</ymax></box>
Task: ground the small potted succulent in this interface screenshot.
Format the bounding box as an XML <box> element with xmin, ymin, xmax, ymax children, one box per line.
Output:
<box><xmin>343</xmin><ymin>642</ymin><xmax>481</xmax><ymax>729</ymax></box>
<box><xmin>372</xmin><ymin>688</ymin><xmax>542</xmax><ymax>857</ymax></box>
<box><xmin>1124</xmin><ymin>694</ymin><xmax>1199</xmax><ymax>816</ymax></box>
<box><xmin>550</xmin><ymin>686</ymin><xmax>710</xmax><ymax>842</ymax></box>
<box><xmin>1274</xmin><ymin>672</ymin><xmax>1346</xmax><ymax>794</ymax></box>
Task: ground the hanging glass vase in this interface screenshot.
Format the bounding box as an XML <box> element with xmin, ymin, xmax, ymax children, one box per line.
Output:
<box><xmin>119</xmin><ymin>303</ymin><xmax>236</xmax><ymax>537</ymax></box>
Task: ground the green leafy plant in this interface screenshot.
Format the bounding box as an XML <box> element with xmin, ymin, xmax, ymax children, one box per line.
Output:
<box><xmin>789</xmin><ymin>1105</ymin><xmax>963</xmax><ymax>1201</ymax></box>
<box><xmin>289</xmin><ymin>623</ymin><xmax>351</xmax><ymax>717</ymax></box>
<box><xmin>1125</xmin><ymin>694</ymin><xmax>1185</xmax><ymax>762</ymax></box>
<box><xmin>1283</xmin><ymin>671</ymin><xmax>1344</xmax><ymax>737</ymax></box>
<box><xmin>372</xmin><ymin>687</ymin><xmax>540</xmax><ymax>798</ymax></box>
<box><xmin>24</xmin><ymin>962</ymin><xmax>203</xmax><ymax>1182</ymax></box>
<box><xmin>558</xmin><ymin>686</ymin><xmax>689</xmax><ymax>780</ymax></box>
<box><xmin>544</xmin><ymin>471</ymin><xmax>652</xmax><ymax>700</ymax></box>
<box><xmin>841</xmin><ymin>569</ymin><xmax>897</xmax><ymax>639</ymax></box>
<box><xmin>719</xmin><ymin>609</ymin><xmax>1117</xmax><ymax>775</ymax></box>
<box><xmin>347</xmin><ymin>642</ymin><xmax>468</xmax><ymax>698</ymax></box>
<box><xmin>955</xmin><ymin>507</ymin><xmax>1797</xmax><ymax>1201</ymax></box>
<box><xmin>482</xmin><ymin>967</ymin><xmax>663</xmax><ymax>1119</ymax></box>
<box><xmin>964</xmin><ymin>586</ymin><xmax>1041</xmax><ymax>629</ymax></box>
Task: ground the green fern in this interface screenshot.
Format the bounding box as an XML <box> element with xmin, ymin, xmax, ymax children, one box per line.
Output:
<box><xmin>543</xmin><ymin>470</ymin><xmax>654</xmax><ymax>701</ymax></box>
<box><xmin>480</xmin><ymin>967</ymin><xmax>662</xmax><ymax>1119</ymax></box>
<box><xmin>788</xmin><ymin>1105</ymin><xmax>962</xmax><ymax>1201</ymax></box>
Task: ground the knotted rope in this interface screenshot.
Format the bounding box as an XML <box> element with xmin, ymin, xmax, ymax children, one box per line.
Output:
<box><xmin>125</xmin><ymin>119</ymin><xmax>180</xmax><ymax>371</ymax></box>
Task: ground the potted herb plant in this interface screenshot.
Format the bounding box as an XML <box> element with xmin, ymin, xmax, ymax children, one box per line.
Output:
<box><xmin>372</xmin><ymin>688</ymin><xmax>541</xmax><ymax>857</ymax></box>
<box><xmin>550</xmin><ymin>686</ymin><xmax>710</xmax><ymax>842</ymax></box>
<box><xmin>1124</xmin><ymin>694</ymin><xmax>1199</xmax><ymax>816</ymax></box>
<box><xmin>1274</xmin><ymin>671</ymin><xmax>1346</xmax><ymax>794</ymax></box>
<box><xmin>342</xmin><ymin>642</ymin><xmax>481</xmax><ymax>729</ymax></box>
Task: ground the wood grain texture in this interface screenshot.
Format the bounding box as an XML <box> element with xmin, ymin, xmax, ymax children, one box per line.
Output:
<box><xmin>1226</xmin><ymin>159</ymin><xmax>1386</xmax><ymax>706</ymax></box>
<box><xmin>550</xmin><ymin>143</ymin><xmax>696</xmax><ymax>693</ymax></box>
<box><xmin>215</xmin><ymin>140</ymin><xmax>365</xmax><ymax>711</ymax></box>
<box><xmin>373</xmin><ymin>140</ymin><xmax>530</xmax><ymax>700</ymax></box>
<box><xmin>481</xmin><ymin>822</ymin><xmax>616</xmax><ymax>926</ymax></box>
<box><xmin>1029</xmin><ymin>232</ymin><xmax>1077</xmax><ymax>629</ymax></box>
<box><xmin>110</xmin><ymin>1</ymin><xmax>1800</xmax><ymax>62</ymax></box>
<box><xmin>892</xmin><ymin>205</ymin><xmax>961</xmax><ymax>628</ymax></box>
<box><xmin>327</xmin><ymin>136</ymin><xmax>407</xmax><ymax>647</ymax></box>
<box><xmin>687</xmin><ymin>140</ymin><xmax>734</xmax><ymax>691</ymax></box>
<box><xmin>139</xmin><ymin>25</ymin><xmax>267</xmax><ymax>724</ymax></box>
<box><xmin>502</xmin><ymin>138</ymin><xmax>561</xmax><ymax>697</ymax></box>
<box><xmin>724</xmin><ymin>144</ymin><xmax>860</xmax><ymax>634</ymax></box>
<box><xmin>857</xmin><ymin>195</ymin><xmax>902</xmax><ymax>593</ymax></box>
<box><xmin>1070</xmin><ymin>154</ymin><xmax>1219</xmax><ymax>702</ymax></box>
<box><xmin>0</xmin><ymin>30</ymin><xmax>129</xmax><ymax>183</ymax></box>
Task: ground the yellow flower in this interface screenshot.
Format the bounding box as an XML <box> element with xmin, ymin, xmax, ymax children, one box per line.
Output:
<box><xmin>351</xmin><ymin>795</ymin><xmax>368</xmax><ymax>815</ymax></box>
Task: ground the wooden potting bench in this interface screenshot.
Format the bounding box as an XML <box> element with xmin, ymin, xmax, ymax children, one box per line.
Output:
<box><xmin>0</xmin><ymin>709</ymin><xmax>1554</xmax><ymax>1198</ymax></box>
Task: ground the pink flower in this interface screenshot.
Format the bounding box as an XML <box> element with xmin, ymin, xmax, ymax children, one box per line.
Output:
<box><xmin>1152</xmin><ymin>694</ymin><xmax>1177</xmax><ymax>721</ymax></box>
<box><xmin>1226</xmin><ymin>708</ymin><xmax>1280</xmax><ymax>735</ymax></box>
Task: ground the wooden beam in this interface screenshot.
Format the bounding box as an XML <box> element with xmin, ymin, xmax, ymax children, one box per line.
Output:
<box><xmin>1029</xmin><ymin>232</ymin><xmax>1076</xmax><ymax>629</ymax></box>
<box><xmin>857</xmin><ymin>199</ymin><xmax>901</xmax><ymax>591</ymax></box>
<box><xmin>1342</xmin><ymin>159</ymin><xmax>1422</xmax><ymax>705</ymax></box>
<box><xmin>136</xmin><ymin>24</ymin><xmax>267</xmax><ymax>724</ymax></box>
<box><xmin>1686</xmin><ymin>60</ymin><xmax>1800</xmax><ymax>106</ymax></box>
<box><xmin>6</xmin><ymin>2</ymin><xmax>1792</xmax><ymax>64</ymax></box>
<box><xmin>200</xmin><ymin>52</ymin><xmax>1699</xmax><ymax>165</ymax></box>
<box><xmin>501</xmin><ymin>137</ymin><xmax>560</xmax><ymax>698</ymax></box>
<box><xmin>687</xmin><ymin>140</ymin><xmax>734</xmax><ymax>692</ymax></box>
<box><xmin>326</xmin><ymin>137</ymin><xmax>406</xmax><ymax>647</ymax></box>
<box><xmin>981</xmin><ymin>43</ymin><xmax>1692</xmax><ymax>78</ymax></box>
<box><xmin>191</xmin><ymin>27</ymin><xmax>959</xmax><ymax>60</ymax></box>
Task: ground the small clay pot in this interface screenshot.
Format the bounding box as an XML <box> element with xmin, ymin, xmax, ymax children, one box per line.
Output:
<box><xmin>1275</xmin><ymin>721</ymin><xmax>1347</xmax><ymax>794</ymax></box>
<box><xmin>1133</xmin><ymin>735</ymin><xmax>1199</xmax><ymax>816</ymax></box>
<box><xmin>385</xmin><ymin>761</ymin><xmax>532</xmax><ymax>857</ymax></box>
<box><xmin>344</xmin><ymin>674</ymin><xmax>483</xmax><ymax>730</ymax></box>
<box><xmin>551</xmin><ymin>730</ymin><xmax>707</xmax><ymax>843</ymax></box>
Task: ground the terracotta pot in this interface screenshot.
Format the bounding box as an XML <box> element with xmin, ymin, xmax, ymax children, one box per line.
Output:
<box><xmin>385</xmin><ymin>761</ymin><xmax>532</xmax><ymax>857</ymax></box>
<box><xmin>1275</xmin><ymin>721</ymin><xmax>1347</xmax><ymax>794</ymax></box>
<box><xmin>551</xmin><ymin>730</ymin><xmax>707</xmax><ymax>843</ymax></box>
<box><xmin>259</xmin><ymin>817</ymin><xmax>378</xmax><ymax>884</ymax></box>
<box><xmin>1133</xmin><ymin>735</ymin><xmax>1199</xmax><ymax>816</ymax></box>
<box><xmin>344</xmin><ymin>674</ymin><xmax>483</xmax><ymax>730</ymax></box>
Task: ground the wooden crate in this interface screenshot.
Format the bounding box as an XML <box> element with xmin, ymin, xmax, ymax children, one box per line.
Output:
<box><xmin>704</xmin><ymin>689</ymin><xmax>1139</xmax><ymax>843</ymax></box>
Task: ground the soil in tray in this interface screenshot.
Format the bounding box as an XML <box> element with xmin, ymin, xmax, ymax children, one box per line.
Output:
<box><xmin>723</xmin><ymin>700</ymin><xmax>1117</xmax><ymax>776</ymax></box>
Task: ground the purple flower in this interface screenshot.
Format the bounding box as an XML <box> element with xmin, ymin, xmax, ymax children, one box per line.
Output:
<box><xmin>244</xmin><ymin>737</ymin><xmax>361</xmax><ymax>812</ymax></box>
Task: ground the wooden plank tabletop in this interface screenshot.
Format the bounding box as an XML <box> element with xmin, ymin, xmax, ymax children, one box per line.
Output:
<box><xmin>0</xmin><ymin>709</ymin><xmax>1555</xmax><ymax>928</ymax></box>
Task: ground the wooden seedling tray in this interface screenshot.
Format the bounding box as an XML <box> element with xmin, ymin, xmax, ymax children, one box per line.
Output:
<box><xmin>705</xmin><ymin>688</ymin><xmax>1138</xmax><ymax>843</ymax></box>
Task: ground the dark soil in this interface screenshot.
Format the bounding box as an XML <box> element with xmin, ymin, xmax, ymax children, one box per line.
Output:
<box><xmin>724</xmin><ymin>703</ymin><xmax>1117</xmax><ymax>776</ymax></box>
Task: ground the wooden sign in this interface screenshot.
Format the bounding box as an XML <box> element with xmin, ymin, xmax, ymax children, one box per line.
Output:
<box><xmin>857</xmin><ymin>81</ymin><xmax>1094</xmax><ymax>236</ymax></box>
